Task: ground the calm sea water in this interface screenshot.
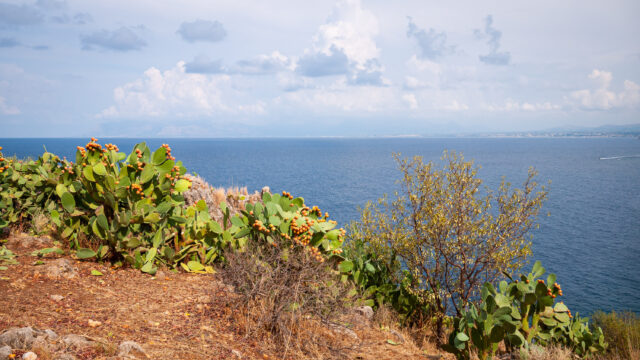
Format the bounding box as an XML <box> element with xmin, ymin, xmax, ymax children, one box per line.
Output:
<box><xmin>2</xmin><ymin>137</ymin><xmax>639</xmax><ymax>315</ymax></box>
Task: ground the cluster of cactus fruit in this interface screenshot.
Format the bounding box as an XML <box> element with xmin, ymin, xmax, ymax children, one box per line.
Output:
<box><xmin>0</xmin><ymin>140</ymin><xmax>347</xmax><ymax>274</ymax></box>
<box><xmin>236</xmin><ymin>190</ymin><xmax>345</xmax><ymax>262</ymax></box>
<box><xmin>444</xmin><ymin>261</ymin><xmax>607</xmax><ymax>359</ymax></box>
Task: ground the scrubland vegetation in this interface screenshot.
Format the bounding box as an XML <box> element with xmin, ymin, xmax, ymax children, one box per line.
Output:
<box><xmin>1</xmin><ymin>140</ymin><xmax>637</xmax><ymax>359</ymax></box>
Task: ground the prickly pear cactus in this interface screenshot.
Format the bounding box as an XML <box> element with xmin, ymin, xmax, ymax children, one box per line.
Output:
<box><xmin>445</xmin><ymin>261</ymin><xmax>607</xmax><ymax>359</ymax></box>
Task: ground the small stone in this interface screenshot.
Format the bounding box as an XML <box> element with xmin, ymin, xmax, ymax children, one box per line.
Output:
<box><xmin>22</xmin><ymin>351</ymin><xmax>37</xmax><ymax>360</ymax></box>
<box><xmin>231</xmin><ymin>349</ymin><xmax>242</xmax><ymax>358</ymax></box>
<box><xmin>7</xmin><ymin>235</ymin><xmax>51</xmax><ymax>249</ymax></box>
<box><xmin>117</xmin><ymin>341</ymin><xmax>146</xmax><ymax>359</ymax></box>
<box><xmin>61</xmin><ymin>334</ymin><xmax>93</xmax><ymax>349</ymax></box>
<box><xmin>53</xmin><ymin>355</ymin><xmax>76</xmax><ymax>360</ymax></box>
<box><xmin>0</xmin><ymin>327</ymin><xmax>36</xmax><ymax>349</ymax></box>
<box><xmin>87</xmin><ymin>320</ymin><xmax>102</xmax><ymax>328</ymax></box>
<box><xmin>196</xmin><ymin>295</ymin><xmax>211</xmax><ymax>303</ymax></box>
<box><xmin>155</xmin><ymin>271</ymin><xmax>166</xmax><ymax>281</ymax></box>
<box><xmin>389</xmin><ymin>329</ymin><xmax>404</xmax><ymax>344</ymax></box>
<box><xmin>50</xmin><ymin>295</ymin><xmax>64</xmax><ymax>302</ymax></box>
<box><xmin>353</xmin><ymin>306</ymin><xmax>374</xmax><ymax>320</ymax></box>
<box><xmin>31</xmin><ymin>336</ymin><xmax>49</xmax><ymax>352</ymax></box>
<box><xmin>36</xmin><ymin>259</ymin><xmax>77</xmax><ymax>280</ymax></box>
<box><xmin>0</xmin><ymin>346</ymin><xmax>11</xmax><ymax>360</ymax></box>
<box><xmin>43</xmin><ymin>330</ymin><xmax>58</xmax><ymax>341</ymax></box>
<box><xmin>326</xmin><ymin>323</ymin><xmax>358</xmax><ymax>340</ymax></box>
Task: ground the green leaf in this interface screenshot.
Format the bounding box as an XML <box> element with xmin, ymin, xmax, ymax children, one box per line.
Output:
<box><xmin>455</xmin><ymin>332</ymin><xmax>470</xmax><ymax>342</ymax></box>
<box><xmin>49</xmin><ymin>210</ymin><xmax>61</xmax><ymax>226</ymax></box>
<box><xmin>82</xmin><ymin>166</ymin><xmax>95</xmax><ymax>181</ymax></box>
<box><xmin>364</xmin><ymin>262</ymin><xmax>376</xmax><ymax>273</ymax></box>
<box><xmin>524</xmin><ymin>293</ymin><xmax>537</xmax><ymax>305</ymax></box>
<box><xmin>93</xmin><ymin>162</ymin><xmax>107</xmax><ymax>176</ymax></box>
<box><xmin>96</xmin><ymin>214</ymin><xmax>109</xmax><ymax>231</ymax></box>
<box><xmin>141</xmin><ymin>261</ymin><xmax>156</xmax><ymax>274</ymax></box>
<box><xmin>230</xmin><ymin>216</ymin><xmax>245</xmax><ymax>228</ymax></box>
<box><xmin>144</xmin><ymin>212</ymin><xmax>161</xmax><ymax>224</ymax></box>
<box><xmin>174</xmin><ymin>179</ymin><xmax>191</xmax><ymax>193</ymax></box>
<box><xmin>196</xmin><ymin>199</ymin><xmax>207</xmax><ymax>212</ymax></box>
<box><xmin>554</xmin><ymin>302</ymin><xmax>569</xmax><ymax>312</ymax></box>
<box><xmin>90</xmin><ymin>270</ymin><xmax>103</xmax><ymax>276</ymax></box>
<box><xmin>339</xmin><ymin>260</ymin><xmax>354</xmax><ymax>273</ymax></box>
<box><xmin>139</xmin><ymin>165</ymin><xmax>154</xmax><ymax>184</ymax></box>
<box><xmin>61</xmin><ymin>192</ymin><xmax>76</xmax><ymax>213</ymax></box>
<box><xmin>146</xmin><ymin>248</ymin><xmax>158</xmax><ymax>263</ymax></box>
<box><xmin>187</xmin><ymin>261</ymin><xmax>205</xmax><ymax>272</ymax></box>
<box><xmin>55</xmin><ymin>183</ymin><xmax>67</xmax><ymax>198</ymax></box>
<box><xmin>386</xmin><ymin>339</ymin><xmax>400</xmax><ymax>346</ymax></box>
<box><xmin>152</xmin><ymin>147</ymin><xmax>167</xmax><ymax>165</ymax></box>
<box><xmin>490</xmin><ymin>326</ymin><xmax>505</xmax><ymax>343</ymax></box>
<box><xmin>31</xmin><ymin>247</ymin><xmax>64</xmax><ymax>257</ymax></box>
<box><xmin>76</xmin><ymin>248</ymin><xmax>96</xmax><ymax>259</ymax></box>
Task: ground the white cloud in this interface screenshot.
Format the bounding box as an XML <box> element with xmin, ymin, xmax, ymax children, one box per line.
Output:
<box><xmin>99</xmin><ymin>61</ymin><xmax>263</xmax><ymax>118</ymax></box>
<box><xmin>403</xmin><ymin>76</ymin><xmax>428</xmax><ymax>90</ymax></box>
<box><xmin>312</xmin><ymin>0</ymin><xmax>379</xmax><ymax>68</ymax></box>
<box><xmin>0</xmin><ymin>96</ymin><xmax>20</xmax><ymax>115</ymax></box>
<box><xmin>402</xmin><ymin>93</ymin><xmax>418</xmax><ymax>109</ymax></box>
<box><xmin>233</xmin><ymin>51</ymin><xmax>292</xmax><ymax>75</ymax></box>
<box><xmin>474</xmin><ymin>15</ymin><xmax>510</xmax><ymax>66</ymax></box>
<box><xmin>442</xmin><ymin>100</ymin><xmax>469</xmax><ymax>111</ymax></box>
<box><xmin>177</xmin><ymin>19</ymin><xmax>226</xmax><ymax>43</ymax></box>
<box><xmin>570</xmin><ymin>69</ymin><xmax>640</xmax><ymax>110</ymax></box>
<box><xmin>296</xmin><ymin>0</ymin><xmax>387</xmax><ymax>85</ymax></box>
<box><xmin>406</xmin><ymin>17</ymin><xmax>453</xmax><ymax>60</ymax></box>
<box><xmin>81</xmin><ymin>27</ymin><xmax>146</xmax><ymax>51</ymax></box>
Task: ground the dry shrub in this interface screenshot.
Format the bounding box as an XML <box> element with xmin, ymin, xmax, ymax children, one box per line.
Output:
<box><xmin>518</xmin><ymin>344</ymin><xmax>574</xmax><ymax>360</ymax></box>
<box><xmin>592</xmin><ymin>310</ymin><xmax>640</xmax><ymax>360</ymax></box>
<box><xmin>31</xmin><ymin>209</ymin><xmax>51</xmax><ymax>235</ymax></box>
<box><xmin>220</xmin><ymin>238</ymin><xmax>357</xmax><ymax>359</ymax></box>
<box><xmin>183</xmin><ymin>174</ymin><xmax>266</xmax><ymax>224</ymax></box>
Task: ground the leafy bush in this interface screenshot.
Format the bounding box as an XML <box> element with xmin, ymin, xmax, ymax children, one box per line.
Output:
<box><xmin>0</xmin><ymin>146</ymin><xmax>64</xmax><ymax>229</ymax></box>
<box><xmin>445</xmin><ymin>261</ymin><xmax>607</xmax><ymax>359</ymax></box>
<box><xmin>339</xmin><ymin>237</ymin><xmax>431</xmax><ymax>328</ymax></box>
<box><xmin>592</xmin><ymin>310</ymin><xmax>640</xmax><ymax>359</ymax></box>
<box><xmin>349</xmin><ymin>152</ymin><xmax>548</xmax><ymax>338</ymax></box>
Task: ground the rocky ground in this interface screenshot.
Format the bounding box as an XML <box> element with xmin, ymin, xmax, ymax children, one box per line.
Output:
<box><xmin>0</xmin><ymin>232</ymin><xmax>449</xmax><ymax>360</ymax></box>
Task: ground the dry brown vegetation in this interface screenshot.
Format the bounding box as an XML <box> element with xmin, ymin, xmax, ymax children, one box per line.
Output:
<box><xmin>182</xmin><ymin>174</ymin><xmax>266</xmax><ymax>223</ymax></box>
<box><xmin>0</xmin><ymin>231</ymin><xmax>451</xmax><ymax>359</ymax></box>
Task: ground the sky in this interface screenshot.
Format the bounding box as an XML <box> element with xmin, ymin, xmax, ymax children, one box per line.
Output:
<box><xmin>0</xmin><ymin>0</ymin><xmax>639</xmax><ymax>137</ymax></box>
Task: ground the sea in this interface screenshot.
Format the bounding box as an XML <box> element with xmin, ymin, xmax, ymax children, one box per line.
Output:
<box><xmin>1</xmin><ymin>137</ymin><xmax>639</xmax><ymax>316</ymax></box>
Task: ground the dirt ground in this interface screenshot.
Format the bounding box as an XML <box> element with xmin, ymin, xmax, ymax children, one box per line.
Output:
<box><xmin>0</xmin><ymin>233</ymin><xmax>450</xmax><ymax>360</ymax></box>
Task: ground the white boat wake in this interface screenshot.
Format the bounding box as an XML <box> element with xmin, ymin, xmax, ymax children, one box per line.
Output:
<box><xmin>599</xmin><ymin>154</ymin><xmax>640</xmax><ymax>160</ymax></box>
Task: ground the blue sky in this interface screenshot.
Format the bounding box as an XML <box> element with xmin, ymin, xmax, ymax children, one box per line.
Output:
<box><xmin>0</xmin><ymin>0</ymin><xmax>639</xmax><ymax>137</ymax></box>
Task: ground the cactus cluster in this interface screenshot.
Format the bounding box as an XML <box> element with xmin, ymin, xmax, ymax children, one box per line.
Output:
<box><xmin>235</xmin><ymin>191</ymin><xmax>345</xmax><ymax>260</ymax></box>
<box><xmin>0</xmin><ymin>140</ymin><xmax>347</xmax><ymax>274</ymax></box>
<box><xmin>445</xmin><ymin>261</ymin><xmax>607</xmax><ymax>359</ymax></box>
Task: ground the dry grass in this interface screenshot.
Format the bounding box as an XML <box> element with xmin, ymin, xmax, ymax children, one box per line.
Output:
<box><xmin>592</xmin><ymin>310</ymin><xmax>640</xmax><ymax>360</ymax></box>
<box><xmin>518</xmin><ymin>344</ymin><xmax>574</xmax><ymax>360</ymax></box>
<box><xmin>182</xmin><ymin>174</ymin><xmax>265</xmax><ymax>224</ymax></box>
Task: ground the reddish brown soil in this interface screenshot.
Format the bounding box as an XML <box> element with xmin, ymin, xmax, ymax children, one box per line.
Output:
<box><xmin>0</xmin><ymin>233</ymin><xmax>450</xmax><ymax>359</ymax></box>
